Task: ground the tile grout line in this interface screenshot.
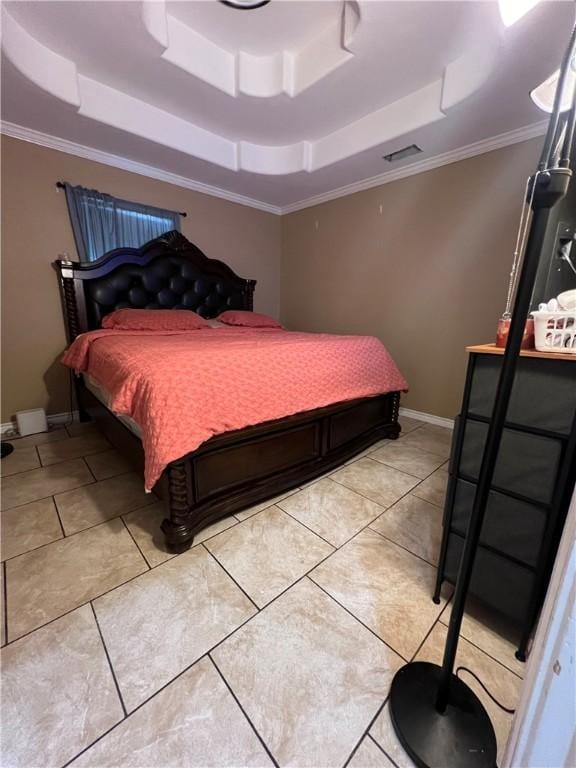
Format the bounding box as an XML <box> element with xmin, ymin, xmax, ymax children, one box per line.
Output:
<box><xmin>328</xmin><ymin>470</ymin><xmax>417</xmax><ymax>503</ymax></box>
<box><xmin>209</xmin><ymin>653</ymin><xmax>281</xmax><ymax>768</ymax></box>
<box><xmin>307</xmin><ymin>576</ymin><xmax>410</xmax><ymax>664</ymax></box>
<box><xmin>2</xmin><ymin>561</ymin><xmax>8</xmax><ymax>646</ymax></box>
<box><xmin>2</xmin><ymin>446</ymin><xmax>444</xmax><ymax>648</ymax></box>
<box><xmin>206</xmin><ymin>549</ymin><xmax>346</xmax><ymax>659</ymax></box>
<box><xmin>342</xmin><ymin>740</ymin><xmax>363</xmax><ymax>768</ymax></box>
<box><xmin>367</xmin><ymin>523</ymin><xmax>439</xmax><ymax>569</ymax></box>
<box><xmin>2</xmin><ymin>448</ymin><xmax>136</xmax><ymax>513</ymax></box>
<box><xmin>5</xmin><ymin>518</ymin><xmax>446</xmax><ymax>661</ymax></box>
<box><xmin>360</xmin><ymin>589</ymin><xmax>523</xmax><ymax>761</ymax></box>
<box><xmin>10</xmin><ymin>429</ymin><xmax>479</xmax><ymax>766</ymax></box>
<box><xmin>232</xmin><ymin>485</ymin><xmax>303</xmax><ymax>523</ymax></box>
<box><xmin>61</xmin><ymin>650</ymin><xmax>229</xmax><ymax>766</ymax></box>
<box><xmin>11</xmin><ymin>421</ymin><xmax>507</xmax><ymax>768</ymax></box>
<box><xmin>3</xmin><ymin>561</ymin><xmax>152</xmax><ymax>647</ymax></box>
<box><xmin>0</xmin><ymin>483</ymin><xmax>96</xmax><ymax>516</ymax></box>
<box><xmin>332</xmin><ymin>459</ymin><xmax>446</xmax><ymax>501</ymax></box>
<box><xmin>0</xmin><ymin>493</ymin><xmax>159</xmax><ymax>565</ymax></box>
<box><xmin>436</xmin><ymin>616</ymin><xmax>525</xmax><ymax>680</ymax></box>
<box><xmin>411</xmin><ymin>488</ymin><xmax>445</xmax><ymax>508</ymax></box>
<box><xmin>119</xmin><ymin>517</ymin><xmax>152</xmax><ymax>570</ymax></box>
<box><xmin>201</xmin><ymin>544</ymin><xmax>261</xmax><ymax>613</ymax></box>
<box><xmin>343</xmin><ymin>574</ymin><xmax>455</xmax><ymax>763</ymax></box>
<box><xmin>0</xmin><ymin>420</ymin><xmax>427</xmax><ymax>480</ymax></box>
<box><xmin>272</xmin><ymin>505</ymin><xmax>338</xmax><ymax>550</ymax></box>
<box><xmin>4</xmin><ymin>507</ymin><xmax>459</xmax><ymax>726</ymax></box>
<box><xmin>325</xmin><ymin>469</ymin><xmax>439</xmax><ymax>552</ymax></box>
<box><xmin>5</xmin><ymin>428</ymin><xmax>459</xmax><ymax>652</ymax></box>
<box><xmin>89</xmin><ymin>602</ymin><xmax>128</xmax><ymax>718</ymax></box>
<box><xmin>82</xmin><ymin>456</ymin><xmax>98</xmax><ymax>483</ymax></box>
<box><xmin>38</xmin><ymin>445</ymin><xmax>113</xmax><ymax>471</ymax></box>
<box><xmin>52</xmin><ymin>494</ymin><xmax>67</xmax><ymax>539</ymax></box>
<box><xmin>33</xmin><ymin>443</ymin><xmax>41</xmax><ymax>471</ymax></box>
<box><xmin>202</xmin><ymin>516</ymin><xmax>241</xmax><ymax>539</ymax></box>
<box><xmin>1</xmin><ymin>535</ymin><xmax>66</xmax><ymax>567</ymax></box>
<box><xmin>368</xmin><ymin>458</ymin><xmax>444</xmax><ymax>480</ymax></box>
<box><xmin>5</xmin><ymin>513</ymin><xmax>256</xmax><ymax>647</ymax></box>
<box><xmin>56</xmin><ymin>493</ymin><xmax>160</xmax><ymax>539</ymax></box>
<box><xmin>270</xmin><ymin>453</ymin><xmax>435</xmax><ymax>553</ymax></box>
<box><xmin>342</xmin><ymin>602</ymin><xmax>452</xmax><ymax>768</ymax></box>
<box><xmin>317</xmin><ymin>464</ymin><xmax>457</xmax><ymax>768</ymax></box>
<box><xmin>367</xmin><ymin>437</ymin><xmax>446</xmax><ymax>478</ymax></box>
<box><xmin>65</xmin><ymin>565</ymin><xmax>337</xmax><ymax>768</ymax></box>
<box><xmin>367</xmin><ymin>733</ymin><xmax>401</xmax><ymax>768</ymax></box>
<box><xmin>1</xmin><ymin>429</ymin><xmax>426</xmax><ymax>518</ymax></box>
<box><xmin>342</xmin><ymin>690</ymin><xmax>397</xmax><ymax>768</ymax></box>
<box><xmin>61</xmin><ymin>641</ymin><xmax>273</xmax><ymax>768</ymax></box>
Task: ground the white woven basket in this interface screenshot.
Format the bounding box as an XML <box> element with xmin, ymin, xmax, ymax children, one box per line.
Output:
<box><xmin>531</xmin><ymin>311</ymin><xmax>576</xmax><ymax>354</ymax></box>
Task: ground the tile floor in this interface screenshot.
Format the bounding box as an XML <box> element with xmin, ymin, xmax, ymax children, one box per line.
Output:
<box><xmin>1</xmin><ymin>416</ymin><xmax>525</xmax><ymax>767</ymax></box>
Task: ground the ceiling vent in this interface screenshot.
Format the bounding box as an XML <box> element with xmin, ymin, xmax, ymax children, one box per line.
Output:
<box><xmin>220</xmin><ymin>0</ymin><xmax>272</xmax><ymax>9</ymax></box>
<box><xmin>383</xmin><ymin>144</ymin><xmax>422</xmax><ymax>162</ymax></box>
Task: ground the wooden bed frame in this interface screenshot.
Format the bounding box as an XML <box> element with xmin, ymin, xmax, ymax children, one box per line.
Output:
<box><xmin>54</xmin><ymin>231</ymin><xmax>402</xmax><ymax>552</ymax></box>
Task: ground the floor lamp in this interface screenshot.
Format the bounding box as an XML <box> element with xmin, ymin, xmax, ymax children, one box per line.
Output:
<box><xmin>389</xmin><ymin>24</ymin><xmax>576</xmax><ymax>768</ymax></box>
<box><xmin>1</xmin><ymin>442</ymin><xmax>14</xmax><ymax>459</ymax></box>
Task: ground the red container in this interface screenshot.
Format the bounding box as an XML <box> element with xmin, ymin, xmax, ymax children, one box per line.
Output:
<box><xmin>495</xmin><ymin>317</ymin><xmax>535</xmax><ymax>349</ymax></box>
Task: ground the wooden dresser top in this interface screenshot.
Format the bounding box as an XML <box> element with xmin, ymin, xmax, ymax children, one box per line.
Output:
<box><xmin>466</xmin><ymin>343</ymin><xmax>576</xmax><ymax>362</ymax></box>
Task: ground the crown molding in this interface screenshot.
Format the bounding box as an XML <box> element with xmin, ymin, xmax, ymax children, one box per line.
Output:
<box><xmin>1</xmin><ymin>119</ymin><xmax>548</xmax><ymax>217</ymax></box>
<box><xmin>279</xmin><ymin>120</ymin><xmax>549</xmax><ymax>214</ymax></box>
<box><xmin>0</xmin><ymin>121</ymin><xmax>283</xmax><ymax>215</ymax></box>
<box><xmin>0</xmin><ymin>6</ymin><xmax>448</xmax><ymax>178</ymax></box>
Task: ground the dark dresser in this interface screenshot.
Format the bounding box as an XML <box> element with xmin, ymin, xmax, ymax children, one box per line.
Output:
<box><xmin>434</xmin><ymin>344</ymin><xmax>576</xmax><ymax>660</ymax></box>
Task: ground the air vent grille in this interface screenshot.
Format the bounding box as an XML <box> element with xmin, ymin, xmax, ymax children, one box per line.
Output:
<box><xmin>383</xmin><ymin>144</ymin><xmax>422</xmax><ymax>163</ymax></box>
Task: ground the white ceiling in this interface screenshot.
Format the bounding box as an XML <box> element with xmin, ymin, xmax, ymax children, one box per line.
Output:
<box><xmin>1</xmin><ymin>1</ymin><xmax>573</xmax><ymax>212</ymax></box>
<box><xmin>168</xmin><ymin>0</ymin><xmax>342</xmax><ymax>56</ymax></box>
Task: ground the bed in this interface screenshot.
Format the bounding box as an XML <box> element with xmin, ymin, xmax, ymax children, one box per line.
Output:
<box><xmin>55</xmin><ymin>231</ymin><xmax>405</xmax><ymax>552</ymax></box>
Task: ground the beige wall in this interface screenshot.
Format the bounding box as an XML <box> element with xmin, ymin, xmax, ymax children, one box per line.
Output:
<box><xmin>281</xmin><ymin>138</ymin><xmax>542</xmax><ymax>418</ymax></box>
<box><xmin>1</xmin><ymin>134</ymin><xmax>541</xmax><ymax>423</ymax></box>
<box><xmin>1</xmin><ymin>136</ymin><xmax>281</xmax><ymax>421</ymax></box>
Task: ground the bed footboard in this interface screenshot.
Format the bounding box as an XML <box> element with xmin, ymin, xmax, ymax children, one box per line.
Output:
<box><xmin>77</xmin><ymin>382</ymin><xmax>401</xmax><ymax>553</ymax></box>
<box><xmin>160</xmin><ymin>391</ymin><xmax>401</xmax><ymax>552</ymax></box>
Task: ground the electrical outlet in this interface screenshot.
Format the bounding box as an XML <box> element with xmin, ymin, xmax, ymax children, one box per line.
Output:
<box><xmin>556</xmin><ymin>221</ymin><xmax>576</xmax><ymax>275</ymax></box>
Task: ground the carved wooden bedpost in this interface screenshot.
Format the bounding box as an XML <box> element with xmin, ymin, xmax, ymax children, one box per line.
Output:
<box><xmin>54</xmin><ymin>260</ymin><xmax>91</xmax><ymax>421</ymax></box>
<box><xmin>390</xmin><ymin>391</ymin><xmax>401</xmax><ymax>438</ymax></box>
<box><xmin>161</xmin><ymin>461</ymin><xmax>195</xmax><ymax>552</ymax></box>
<box><xmin>243</xmin><ymin>280</ymin><xmax>257</xmax><ymax>311</ymax></box>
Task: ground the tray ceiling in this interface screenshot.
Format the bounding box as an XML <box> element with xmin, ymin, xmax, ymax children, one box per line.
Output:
<box><xmin>1</xmin><ymin>0</ymin><xmax>572</xmax><ymax>211</ymax></box>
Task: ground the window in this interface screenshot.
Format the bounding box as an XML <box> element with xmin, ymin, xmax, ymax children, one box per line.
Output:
<box><xmin>62</xmin><ymin>183</ymin><xmax>182</xmax><ymax>262</ymax></box>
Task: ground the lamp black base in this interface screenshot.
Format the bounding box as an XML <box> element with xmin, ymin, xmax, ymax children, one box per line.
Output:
<box><xmin>1</xmin><ymin>442</ymin><xmax>14</xmax><ymax>459</ymax></box>
<box><xmin>389</xmin><ymin>662</ymin><xmax>497</xmax><ymax>768</ymax></box>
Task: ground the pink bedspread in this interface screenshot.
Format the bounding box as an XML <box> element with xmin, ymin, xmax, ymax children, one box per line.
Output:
<box><xmin>63</xmin><ymin>328</ymin><xmax>407</xmax><ymax>490</ymax></box>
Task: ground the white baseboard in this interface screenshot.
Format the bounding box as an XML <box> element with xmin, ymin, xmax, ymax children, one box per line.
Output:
<box><xmin>399</xmin><ymin>406</ymin><xmax>454</xmax><ymax>430</ymax></box>
<box><xmin>1</xmin><ymin>410</ymin><xmax>79</xmax><ymax>437</ymax></box>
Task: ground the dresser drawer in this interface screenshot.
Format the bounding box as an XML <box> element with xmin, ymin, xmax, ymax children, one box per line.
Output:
<box><xmin>459</xmin><ymin>419</ymin><xmax>562</xmax><ymax>505</ymax></box>
<box><xmin>445</xmin><ymin>533</ymin><xmax>533</xmax><ymax>623</ymax></box>
<box><xmin>451</xmin><ymin>479</ymin><xmax>546</xmax><ymax>568</ymax></box>
<box><xmin>468</xmin><ymin>355</ymin><xmax>576</xmax><ymax>435</ymax></box>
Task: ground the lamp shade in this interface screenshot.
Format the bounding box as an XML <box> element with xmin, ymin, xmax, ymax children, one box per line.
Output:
<box><xmin>531</xmin><ymin>59</ymin><xmax>576</xmax><ymax>113</ymax></box>
<box><xmin>499</xmin><ymin>0</ymin><xmax>540</xmax><ymax>27</ymax></box>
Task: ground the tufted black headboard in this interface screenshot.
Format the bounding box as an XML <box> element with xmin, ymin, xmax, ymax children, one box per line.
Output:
<box><xmin>54</xmin><ymin>231</ymin><xmax>257</xmax><ymax>342</ymax></box>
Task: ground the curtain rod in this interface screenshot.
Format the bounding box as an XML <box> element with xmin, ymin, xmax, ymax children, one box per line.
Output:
<box><xmin>55</xmin><ymin>181</ymin><xmax>187</xmax><ymax>217</ymax></box>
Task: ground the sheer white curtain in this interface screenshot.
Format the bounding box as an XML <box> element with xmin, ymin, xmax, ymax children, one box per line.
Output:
<box><xmin>63</xmin><ymin>184</ymin><xmax>181</xmax><ymax>262</ymax></box>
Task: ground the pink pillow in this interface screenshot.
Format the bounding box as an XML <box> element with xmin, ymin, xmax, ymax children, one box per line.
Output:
<box><xmin>217</xmin><ymin>310</ymin><xmax>282</xmax><ymax>328</ymax></box>
<box><xmin>102</xmin><ymin>309</ymin><xmax>209</xmax><ymax>331</ymax></box>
